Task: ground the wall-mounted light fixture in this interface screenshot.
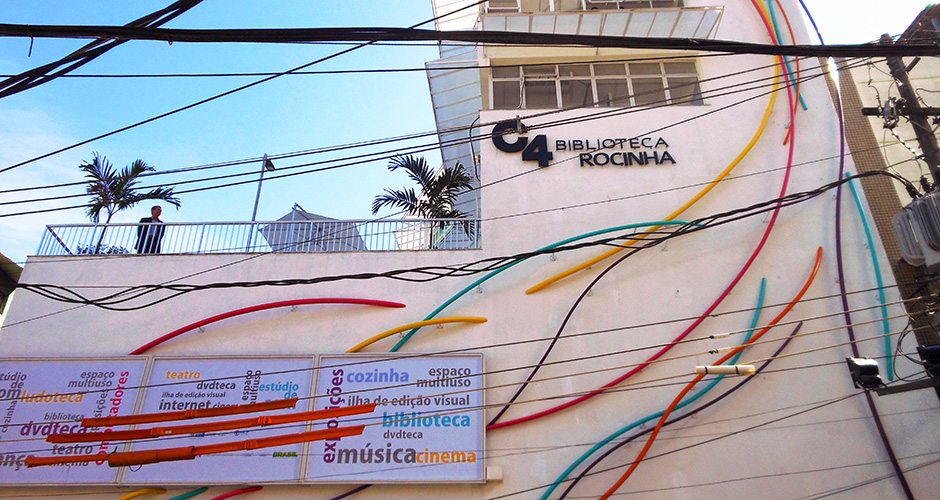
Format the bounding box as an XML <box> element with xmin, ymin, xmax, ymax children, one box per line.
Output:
<box><xmin>846</xmin><ymin>357</ymin><xmax>885</xmax><ymax>390</ymax></box>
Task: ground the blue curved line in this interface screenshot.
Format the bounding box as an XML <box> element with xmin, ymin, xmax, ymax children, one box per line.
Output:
<box><xmin>796</xmin><ymin>0</ymin><xmax>826</xmax><ymax>44</ymax></box>
<box><xmin>167</xmin><ymin>488</ymin><xmax>209</xmax><ymax>500</ymax></box>
<box><xmin>390</xmin><ymin>220</ymin><xmax>696</xmax><ymax>352</ymax></box>
<box><xmin>846</xmin><ymin>172</ymin><xmax>893</xmax><ymax>380</ymax></box>
<box><xmin>766</xmin><ymin>0</ymin><xmax>808</xmax><ymax>111</ymax></box>
<box><xmin>539</xmin><ymin>278</ymin><xmax>767</xmax><ymax>500</ymax></box>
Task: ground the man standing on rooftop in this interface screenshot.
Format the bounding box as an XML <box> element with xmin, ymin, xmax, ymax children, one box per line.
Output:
<box><xmin>136</xmin><ymin>205</ymin><xmax>165</xmax><ymax>254</ymax></box>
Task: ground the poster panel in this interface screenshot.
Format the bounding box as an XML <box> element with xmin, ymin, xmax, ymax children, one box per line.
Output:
<box><xmin>0</xmin><ymin>358</ymin><xmax>148</xmax><ymax>484</ymax></box>
<box><xmin>121</xmin><ymin>356</ymin><xmax>314</xmax><ymax>484</ymax></box>
<box><xmin>307</xmin><ymin>354</ymin><xmax>484</xmax><ymax>483</ymax></box>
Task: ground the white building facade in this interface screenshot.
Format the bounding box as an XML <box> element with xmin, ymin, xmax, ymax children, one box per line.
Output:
<box><xmin>2</xmin><ymin>1</ymin><xmax>938</xmax><ymax>499</ymax></box>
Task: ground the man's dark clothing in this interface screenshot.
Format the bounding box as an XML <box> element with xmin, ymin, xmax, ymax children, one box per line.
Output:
<box><xmin>136</xmin><ymin>217</ymin><xmax>165</xmax><ymax>254</ymax></box>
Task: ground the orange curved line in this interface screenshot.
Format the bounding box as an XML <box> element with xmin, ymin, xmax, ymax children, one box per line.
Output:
<box><xmin>598</xmin><ymin>247</ymin><xmax>823</xmax><ymax>499</ymax></box>
<box><xmin>81</xmin><ymin>397</ymin><xmax>298</xmax><ymax>428</ymax></box>
<box><xmin>28</xmin><ymin>425</ymin><xmax>365</xmax><ymax>468</ymax></box>
<box><xmin>52</xmin><ymin>403</ymin><xmax>376</xmax><ymax>443</ymax></box>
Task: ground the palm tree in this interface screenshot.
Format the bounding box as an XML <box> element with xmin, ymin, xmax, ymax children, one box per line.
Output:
<box><xmin>81</xmin><ymin>153</ymin><xmax>180</xmax><ymax>253</ymax></box>
<box><xmin>371</xmin><ymin>155</ymin><xmax>474</xmax><ymax>247</ymax></box>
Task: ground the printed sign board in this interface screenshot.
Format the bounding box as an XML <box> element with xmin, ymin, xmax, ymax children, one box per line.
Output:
<box><xmin>0</xmin><ymin>358</ymin><xmax>148</xmax><ymax>484</ymax></box>
<box><xmin>308</xmin><ymin>354</ymin><xmax>484</xmax><ymax>483</ymax></box>
<box><xmin>122</xmin><ymin>356</ymin><xmax>315</xmax><ymax>484</ymax></box>
<box><xmin>0</xmin><ymin>354</ymin><xmax>484</xmax><ymax>485</ymax></box>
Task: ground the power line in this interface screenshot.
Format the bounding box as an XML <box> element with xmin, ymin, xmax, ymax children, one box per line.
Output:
<box><xmin>0</xmin><ymin>56</ymin><xmax>870</xmax><ymax>216</ymax></box>
<box><xmin>10</xmin><ymin>169</ymin><xmax>922</xmax><ymax>312</ymax></box>
<box><xmin>0</xmin><ymin>1</ymin><xmax>491</xmax><ymax>175</ymax></box>
<box><xmin>0</xmin><ymin>52</ymin><xmax>735</xmax><ymax>81</ymax></box>
<box><xmin>1</xmin><ymin>24</ymin><xmax>939</xmax><ymax>58</ymax></box>
<box><xmin>0</xmin><ymin>0</ymin><xmax>204</xmax><ymax>99</ymax></box>
<box><xmin>0</xmin><ymin>53</ymin><xmax>853</xmax><ymax>203</ymax></box>
<box><xmin>0</xmin><ymin>328</ymin><xmax>924</xmax><ymax>453</ymax></box>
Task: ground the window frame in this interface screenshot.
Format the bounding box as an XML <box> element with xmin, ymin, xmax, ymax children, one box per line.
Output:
<box><xmin>485</xmin><ymin>0</ymin><xmax>684</xmax><ymax>13</ymax></box>
<box><xmin>489</xmin><ymin>60</ymin><xmax>703</xmax><ymax>110</ymax></box>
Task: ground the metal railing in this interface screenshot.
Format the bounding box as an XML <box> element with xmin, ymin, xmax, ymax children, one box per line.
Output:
<box><xmin>37</xmin><ymin>219</ymin><xmax>480</xmax><ymax>256</ymax></box>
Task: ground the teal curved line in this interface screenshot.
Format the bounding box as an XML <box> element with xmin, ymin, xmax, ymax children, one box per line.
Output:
<box><xmin>846</xmin><ymin>172</ymin><xmax>894</xmax><ymax>380</ymax></box>
<box><xmin>539</xmin><ymin>278</ymin><xmax>767</xmax><ymax>500</ymax></box>
<box><xmin>168</xmin><ymin>488</ymin><xmax>209</xmax><ymax>500</ymax></box>
<box><xmin>390</xmin><ymin>220</ymin><xmax>696</xmax><ymax>352</ymax></box>
<box><xmin>766</xmin><ymin>0</ymin><xmax>808</xmax><ymax>111</ymax></box>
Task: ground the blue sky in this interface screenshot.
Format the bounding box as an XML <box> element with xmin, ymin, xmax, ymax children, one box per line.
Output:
<box><xmin>0</xmin><ymin>0</ymin><xmax>934</xmax><ymax>264</ymax></box>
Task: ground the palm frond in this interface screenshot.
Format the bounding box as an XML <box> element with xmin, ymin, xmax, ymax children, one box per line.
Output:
<box><xmin>79</xmin><ymin>153</ymin><xmax>181</xmax><ymax>224</ymax></box>
<box><xmin>372</xmin><ymin>188</ymin><xmax>420</xmax><ymax>215</ymax></box>
<box><xmin>374</xmin><ymin>156</ymin><xmax>474</xmax><ymax>241</ymax></box>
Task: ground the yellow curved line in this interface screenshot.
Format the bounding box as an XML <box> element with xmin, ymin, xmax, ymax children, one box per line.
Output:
<box><xmin>526</xmin><ymin>64</ymin><xmax>784</xmax><ymax>295</ymax></box>
<box><xmin>117</xmin><ymin>489</ymin><xmax>168</xmax><ymax>500</ymax></box>
<box><xmin>346</xmin><ymin>317</ymin><xmax>488</xmax><ymax>353</ymax></box>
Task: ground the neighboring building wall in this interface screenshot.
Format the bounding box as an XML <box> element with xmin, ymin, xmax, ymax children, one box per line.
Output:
<box><xmin>849</xmin><ymin>48</ymin><xmax>940</xmax><ymax>205</ymax></box>
<box><xmin>2</xmin><ymin>1</ymin><xmax>938</xmax><ymax>499</ymax></box>
<box><xmin>0</xmin><ymin>252</ymin><xmax>22</xmax><ymax>331</ymax></box>
<box><xmin>843</xmin><ymin>7</ymin><xmax>940</xmax><ymax>348</ymax></box>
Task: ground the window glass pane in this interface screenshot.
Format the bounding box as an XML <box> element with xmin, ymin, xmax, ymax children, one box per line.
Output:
<box><xmin>519</xmin><ymin>0</ymin><xmax>557</xmax><ymax>11</ymax></box>
<box><xmin>596</xmin><ymin>80</ymin><xmax>631</xmax><ymax>106</ymax></box>
<box><xmin>667</xmin><ymin>77</ymin><xmax>703</xmax><ymax>104</ymax></box>
<box><xmin>633</xmin><ymin>78</ymin><xmax>665</xmax><ymax>105</ymax></box>
<box><xmin>524</xmin><ymin>64</ymin><xmax>556</xmax><ymax>76</ymax></box>
<box><xmin>664</xmin><ymin>61</ymin><xmax>697</xmax><ymax>74</ymax></box>
<box><xmin>494</xmin><ymin>81</ymin><xmax>522</xmax><ymax>109</ymax></box>
<box><xmin>650</xmin><ymin>1</ymin><xmax>683</xmax><ymax>7</ymax></box>
<box><xmin>560</xmin><ymin>80</ymin><xmax>593</xmax><ymax>107</ymax></box>
<box><xmin>488</xmin><ymin>0</ymin><xmax>520</xmax><ymax>12</ymax></box>
<box><xmin>595</xmin><ymin>63</ymin><xmax>627</xmax><ymax>76</ymax></box>
<box><xmin>629</xmin><ymin>62</ymin><xmax>662</xmax><ymax>75</ymax></box>
<box><xmin>559</xmin><ymin>64</ymin><xmax>591</xmax><ymax>77</ymax></box>
<box><xmin>558</xmin><ymin>0</ymin><xmax>581</xmax><ymax>11</ymax></box>
<box><xmin>524</xmin><ymin>80</ymin><xmax>558</xmax><ymax>107</ymax></box>
<box><xmin>586</xmin><ymin>0</ymin><xmax>621</xmax><ymax>9</ymax></box>
<box><xmin>493</xmin><ymin>66</ymin><xmax>520</xmax><ymax>78</ymax></box>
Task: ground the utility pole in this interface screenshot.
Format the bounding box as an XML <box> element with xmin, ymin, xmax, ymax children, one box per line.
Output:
<box><xmin>879</xmin><ymin>33</ymin><xmax>940</xmax><ymax>186</ymax></box>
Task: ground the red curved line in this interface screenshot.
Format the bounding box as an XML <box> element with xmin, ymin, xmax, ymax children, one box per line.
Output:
<box><xmin>488</xmin><ymin>11</ymin><xmax>798</xmax><ymax>431</ymax></box>
<box><xmin>129</xmin><ymin>298</ymin><xmax>406</xmax><ymax>355</ymax></box>
<box><xmin>208</xmin><ymin>486</ymin><xmax>263</xmax><ymax>500</ymax></box>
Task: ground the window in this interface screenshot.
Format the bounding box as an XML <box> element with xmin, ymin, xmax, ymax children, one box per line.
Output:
<box><xmin>491</xmin><ymin>60</ymin><xmax>703</xmax><ymax>109</ymax></box>
<box><xmin>485</xmin><ymin>0</ymin><xmax>683</xmax><ymax>13</ymax></box>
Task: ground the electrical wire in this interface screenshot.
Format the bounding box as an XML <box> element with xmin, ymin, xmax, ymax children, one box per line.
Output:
<box><xmin>0</xmin><ymin>302</ymin><xmax>925</xmax><ymax>442</ymax></box>
<box><xmin>590</xmin><ymin>3</ymin><xmax>801</xmax><ymax>494</ymax></box>
<box><xmin>557</xmin><ymin>324</ymin><xmax>803</xmax><ymax>500</ymax></box>
<box><xmin>388</xmin><ymin>220</ymin><xmax>694</xmax><ymax>352</ymax></box>
<box><xmin>539</xmin><ymin>278</ymin><xmax>770</xmax><ymax>499</ymax></box>
<box><xmin>0</xmin><ymin>52</ymin><xmax>737</xmax><ymax>82</ymax></box>
<box><xmin>0</xmin><ymin>53</ymin><xmax>824</xmax><ymax>199</ymax></box>
<box><xmin>486</xmin><ymin>32</ymin><xmax>796</xmax><ymax>428</ymax></box>
<box><xmin>10</xmin><ymin>169</ymin><xmax>920</xmax><ymax>314</ymax></box>
<box><xmin>593</xmin><ymin>247</ymin><xmax>822</xmax><ymax>499</ymax></box>
<box><xmin>0</xmin><ymin>0</ymin><xmax>204</xmax><ymax>99</ymax></box>
<box><xmin>523</xmin><ymin>58</ymin><xmax>783</xmax><ymax>294</ymax></box>
<box><xmin>1</xmin><ymin>333</ymin><xmax>921</xmax><ymax>460</ymax></box>
<box><xmin>831</xmin><ymin>49</ymin><xmax>915</xmax><ymax>499</ymax></box>
<box><xmin>0</xmin><ymin>55</ymin><xmax>854</xmax><ymax>214</ymax></box>
<box><xmin>0</xmin><ymin>1</ymin><xmax>491</xmax><ymax>175</ymax></box>
<box><xmin>3</xmin><ymin>24</ymin><xmax>939</xmax><ymax>58</ymax></box>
